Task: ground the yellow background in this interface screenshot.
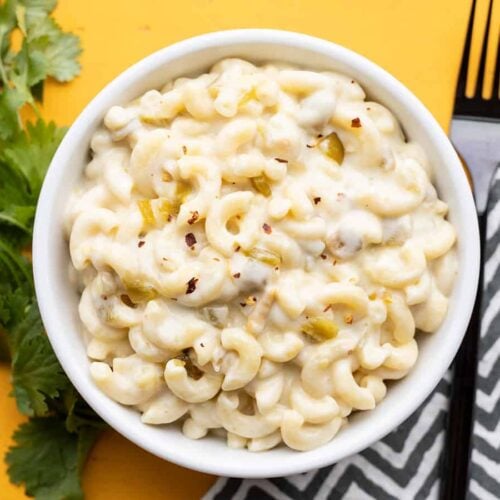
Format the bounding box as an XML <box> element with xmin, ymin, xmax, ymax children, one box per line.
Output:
<box><xmin>0</xmin><ymin>0</ymin><xmax>477</xmax><ymax>498</ymax></box>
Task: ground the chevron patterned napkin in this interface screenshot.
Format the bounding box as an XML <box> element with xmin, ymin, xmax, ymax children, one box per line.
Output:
<box><xmin>467</xmin><ymin>165</ymin><xmax>500</xmax><ymax>500</ymax></box>
<box><xmin>206</xmin><ymin>376</ymin><xmax>451</xmax><ymax>499</ymax></box>
<box><xmin>205</xmin><ymin>173</ymin><xmax>499</xmax><ymax>500</ymax></box>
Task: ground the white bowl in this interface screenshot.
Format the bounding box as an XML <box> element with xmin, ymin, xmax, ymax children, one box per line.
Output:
<box><xmin>33</xmin><ymin>29</ymin><xmax>480</xmax><ymax>478</ymax></box>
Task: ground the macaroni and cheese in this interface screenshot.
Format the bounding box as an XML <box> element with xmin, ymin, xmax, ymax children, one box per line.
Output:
<box><xmin>66</xmin><ymin>59</ymin><xmax>457</xmax><ymax>451</ymax></box>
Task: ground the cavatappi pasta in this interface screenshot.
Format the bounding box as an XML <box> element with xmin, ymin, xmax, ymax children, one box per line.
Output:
<box><xmin>66</xmin><ymin>59</ymin><xmax>458</xmax><ymax>451</ymax></box>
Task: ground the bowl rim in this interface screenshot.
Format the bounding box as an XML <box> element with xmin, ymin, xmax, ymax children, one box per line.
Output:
<box><xmin>33</xmin><ymin>28</ymin><xmax>480</xmax><ymax>478</ymax></box>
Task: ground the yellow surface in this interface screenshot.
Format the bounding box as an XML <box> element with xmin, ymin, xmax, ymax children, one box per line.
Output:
<box><xmin>0</xmin><ymin>1</ymin><xmax>472</xmax><ymax>499</ymax></box>
<box><xmin>0</xmin><ymin>366</ymin><xmax>26</xmax><ymax>500</ymax></box>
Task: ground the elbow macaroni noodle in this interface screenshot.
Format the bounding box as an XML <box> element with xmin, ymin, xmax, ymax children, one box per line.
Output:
<box><xmin>66</xmin><ymin>59</ymin><xmax>458</xmax><ymax>451</ymax></box>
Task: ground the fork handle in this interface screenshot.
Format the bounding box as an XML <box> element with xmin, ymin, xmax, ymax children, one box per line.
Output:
<box><xmin>440</xmin><ymin>214</ymin><xmax>486</xmax><ymax>500</ymax></box>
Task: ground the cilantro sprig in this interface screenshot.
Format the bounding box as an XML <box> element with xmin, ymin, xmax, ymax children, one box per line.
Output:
<box><xmin>0</xmin><ymin>1</ymin><xmax>105</xmax><ymax>498</ymax></box>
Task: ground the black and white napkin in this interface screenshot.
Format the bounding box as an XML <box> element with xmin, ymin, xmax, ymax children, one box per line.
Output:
<box><xmin>205</xmin><ymin>376</ymin><xmax>451</xmax><ymax>499</ymax></box>
<box><xmin>467</xmin><ymin>165</ymin><xmax>500</xmax><ymax>500</ymax></box>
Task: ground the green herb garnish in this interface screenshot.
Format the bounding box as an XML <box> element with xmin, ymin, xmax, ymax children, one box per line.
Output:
<box><xmin>302</xmin><ymin>317</ymin><xmax>339</xmax><ymax>342</ymax></box>
<box><xmin>0</xmin><ymin>2</ymin><xmax>104</xmax><ymax>498</ymax></box>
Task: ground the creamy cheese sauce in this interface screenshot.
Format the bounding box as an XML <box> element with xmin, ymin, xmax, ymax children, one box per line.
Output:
<box><xmin>66</xmin><ymin>59</ymin><xmax>457</xmax><ymax>451</ymax></box>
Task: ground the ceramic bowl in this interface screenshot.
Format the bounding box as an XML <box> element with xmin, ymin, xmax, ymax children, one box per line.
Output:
<box><xmin>33</xmin><ymin>29</ymin><xmax>480</xmax><ymax>478</ymax></box>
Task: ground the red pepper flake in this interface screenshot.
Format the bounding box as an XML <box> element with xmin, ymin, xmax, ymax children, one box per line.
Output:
<box><xmin>320</xmin><ymin>254</ymin><xmax>327</xmax><ymax>260</ymax></box>
<box><xmin>323</xmin><ymin>304</ymin><xmax>332</xmax><ymax>312</ymax></box>
<box><xmin>186</xmin><ymin>277</ymin><xmax>198</xmax><ymax>294</ymax></box>
<box><xmin>351</xmin><ymin>117</ymin><xmax>362</xmax><ymax>128</ymax></box>
<box><xmin>313</xmin><ymin>197</ymin><xmax>321</xmax><ymax>205</ymax></box>
<box><xmin>167</xmin><ymin>214</ymin><xmax>173</xmax><ymax>222</ymax></box>
<box><xmin>187</xmin><ymin>211</ymin><xmax>199</xmax><ymax>225</ymax></box>
<box><xmin>138</xmin><ymin>240</ymin><xmax>145</xmax><ymax>248</ymax></box>
<box><xmin>262</xmin><ymin>223</ymin><xmax>272</xmax><ymax>234</ymax></box>
<box><xmin>121</xmin><ymin>294</ymin><xmax>137</xmax><ymax>308</ymax></box>
<box><xmin>274</xmin><ymin>158</ymin><xmax>288</xmax><ymax>164</ymax></box>
<box><xmin>182</xmin><ymin>145</ymin><xmax>187</xmax><ymax>154</ymax></box>
<box><xmin>185</xmin><ymin>233</ymin><xmax>197</xmax><ymax>248</ymax></box>
<box><xmin>235</xmin><ymin>245</ymin><xmax>241</xmax><ymax>252</ymax></box>
<box><xmin>233</xmin><ymin>272</ymin><xmax>241</xmax><ymax>279</ymax></box>
<box><xmin>317</xmin><ymin>134</ymin><xmax>324</xmax><ymax>139</ymax></box>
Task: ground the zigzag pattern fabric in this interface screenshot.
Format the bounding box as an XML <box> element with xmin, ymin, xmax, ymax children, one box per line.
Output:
<box><xmin>205</xmin><ymin>374</ymin><xmax>451</xmax><ymax>500</ymax></box>
<box><xmin>467</xmin><ymin>165</ymin><xmax>500</xmax><ymax>500</ymax></box>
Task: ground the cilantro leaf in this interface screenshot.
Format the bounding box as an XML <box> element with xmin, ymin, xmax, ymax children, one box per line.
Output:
<box><xmin>0</xmin><ymin>159</ymin><xmax>36</xmax><ymax>232</ymax></box>
<box><xmin>13</xmin><ymin>41</ymin><xmax>49</xmax><ymax>89</ymax></box>
<box><xmin>3</xmin><ymin>120</ymin><xmax>66</xmax><ymax>195</ymax></box>
<box><xmin>0</xmin><ymin>238</ymin><xmax>33</xmax><ymax>287</ymax></box>
<box><xmin>0</xmin><ymin>0</ymin><xmax>17</xmax><ymax>57</ymax></box>
<box><xmin>24</xmin><ymin>15</ymin><xmax>82</xmax><ymax>83</ymax></box>
<box><xmin>0</xmin><ymin>235</ymin><xmax>32</xmax><ymax>361</ymax></box>
<box><xmin>10</xmin><ymin>302</ymin><xmax>70</xmax><ymax>416</ymax></box>
<box><xmin>0</xmin><ymin>86</ymin><xmax>24</xmax><ymax>140</ymax></box>
<box><xmin>0</xmin><ymin>203</ymin><xmax>35</xmax><ymax>232</ymax></box>
<box><xmin>20</xmin><ymin>0</ymin><xmax>57</xmax><ymax>13</ymax></box>
<box><xmin>6</xmin><ymin>417</ymin><xmax>100</xmax><ymax>500</ymax></box>
<box><xmin>63</xmin><ymin>387</ymin><xmax>107</xmax><ymax>434</ymax></box>
<box><xmin>42</xmin><ymin>30</ymin><xmax>81</xmax><ymax>82</ymax></box>
<box><xmin>0</xmin><ymin>283</ymin><xmax>31</xmax><ymax>329</ymax></box>
<box><xmin>0</xmin><ymin>238</ymin><xmax>67</xmax><ymax>418</ymax></box>
<box><xmin>0</xmin><ymin>285</ymin><xmax>29</xmax><ymax>361</ymax></box>
<box><xmin>0</xmin><ymin>119</ymin><xmax>66</xmax><ymax>233</ymax></box>
<box><xmin>1</xmin><ymin>0</ymin><xmax>81</xmax><ymax>137</ymax></box>
<box><xmin>0</xmin><ymin>3</ymin><xmax>101</xmax><ymax>498</ymax></box>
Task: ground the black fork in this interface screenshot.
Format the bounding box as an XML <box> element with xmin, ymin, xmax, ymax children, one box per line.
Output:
<box><xmin>441</xmin><ymin>1</ymin><xmax>500</xmax><ymax>498</ymax></box>
<box><xmin>454</xmin><ymin>0</ymin><xmax>500</xmax><ymax>121</ymax></box>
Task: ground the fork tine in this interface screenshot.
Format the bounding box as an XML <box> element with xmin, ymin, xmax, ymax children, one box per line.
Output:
<box><xmin>457</xmin><ymin>0</ymin><xmax>477</xmax><ymax>99</ymax></box>
<box><xmin>494</xmin><ymin>31</ymin><xmax>500</xmax><ymax>98</ymax></box>
<box><xmin>475</xmin><ymin>0</ymin><xmax>494</xmax><ymax>97</ymax></box>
